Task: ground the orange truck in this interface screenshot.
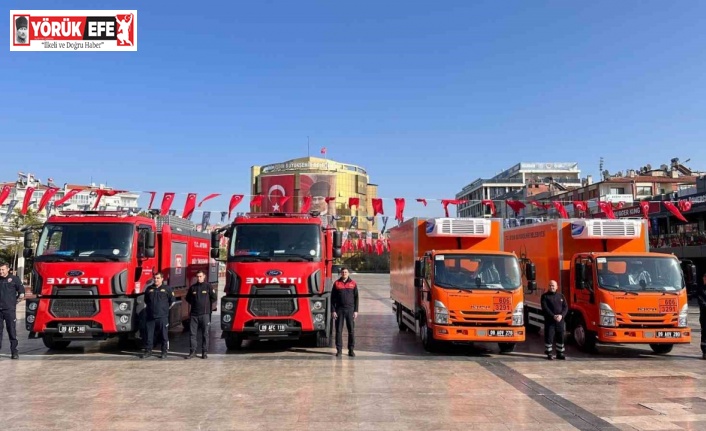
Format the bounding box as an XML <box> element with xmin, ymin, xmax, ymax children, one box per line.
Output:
<box><xmin>390</xmin><ymin>217</ymin><xmax>531</xmax><ymax>352</ymax></box>
<box><xmin>504</xmin><ymin>218</ymin><xmax>695</xmax><ymax>354</ymax></box>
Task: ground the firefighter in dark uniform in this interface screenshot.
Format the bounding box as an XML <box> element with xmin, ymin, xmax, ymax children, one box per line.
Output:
<box><xmin>697</xmin><ymin>273</ymin><xmax>706</xmax><ymax>360</ymax></box>
<box><xmin>0</xmin><ymin>262</ymin><xmax>24</xmax><ymax>359</ymax></box>
<box><xmin>541</xmin><ymin>279</ymin><xmax>568</xmax><ymax>360</ymax></box>
<box><xmin>185</xmin><ymin>270</ymin><xmax>217</xmax><ymax>359</ymax></box>
<box><xmin>140</xmin><ymin>273</ymin><xmax>175</xmax><ymax>359</ymax></box>
<box><xmin>332</xmin><ymin>267</ymin><xmax>359</xmax><ymax>357</ymax></box>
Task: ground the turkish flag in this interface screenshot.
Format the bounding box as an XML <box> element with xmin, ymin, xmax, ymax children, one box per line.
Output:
<box><xmin>228</xmin><ymin>194</ymin><xmax>244</xmax><ymax>218</ymax></box>
<box><xmin>505</xmin><ymin>200</ymin><xmax>525</xmax><ymax>214</ymax></box>
<box><xmin>54</xmin><ymin>188</ymin><xmax>81</xmax><ymax>207</ymax></box>
<box><xmin>552</xmin><ymin>201</ymin><xmax>569</xmax><ymax>218</ymax></box>
<box><xmin>376</xmin><ymin>239</ymin><xmax>383</xmax><ymax>255</ymax></box>
<box><xmin>678</xmin><ymin>199</ymin><xmax>692</xmax><ymax>212</ymax></box>
<box><xmin>529</xmin><ymin>200</ymin><xmax>550</xmax><ymax>210</ymax></box>
<box><xmin>372</xmin><ymin>198</ymin><xmax>384</xmax><ymax>216</ymax></box>
<box><xmin>597</xmin><ymin>201</ymin><xmax>616</xmax><ymax>219</ymax></box>
<box><xmin>640</xmin><ymin>200</ymin><xmax>650</xmax><ymax>219</ymax></box>
<box><xmin>0</xmin><ymin>185</ymin><xmax>11</xmax><ymax>207</ymax></box>
<box><xmin>348</xmin><ymin>197</ymin><xmax>360</xmax><ymax>209</ymax></box>
<box><xmin>198</xmin><ymin>193</ymin><xmax>221</xmax><ymax>207</ymax></box>
<box><xmin>93</xmin><ymin>189</ymin><xmax>126</xmax><ymax>209</ymax></box>
<box><xmin>573</xmin><ymin>201</ymin><xmax>587</xmax><ymax>212</ymax></box>
<box><xmin>160</xmin><ymin>192</ymin><xmax>175</xmax><ymax>216</ymax></box>
<box><xmin>300</xmin><ymin>196</ymin><xmax>312</xmax><ymax>213</ymax></box>
<box><xmin>394</xmin><ymin>198</ymin><xmax>405</xmax><ymax>222</ymax></box>
<box><xmin>250</xmin><ymin>194</ymin><xmax>264</xmax><ymax>208</ymax></box>
<box><xmin>38</xmin><ymin>187</ymin><xmax>59</xmax><ymax>212</ymax></box>
<box><xmin>481</xmin><ymin>199</ymin><xmax>496</xmax><ymax>217</ymax></box>
<box><xmin>663</xmin><ymin>201</ymin><xmax>688</xmax><ymax>222</ymax></box>
<box><xmin>615</xmin><ymin>201</ymin><xmax>625</xmax><ymax>210</ymax></box>
<box><xmin>416</xmin><ymin>198</ymin><xmax>427</xmax><ymax>206</ymax></box>
<box><xmin>261</xmin><ymin>175</ymin><xmax>294</xmax><ymax>213</ymax></box>
<box><xmin>357</xmin><ymin>237</ymin><xmax>364</xmax><ymax>250</ymax></box>
<box><xmin>146</xmin><ymin>191</ymin><xmax>157</xmax><ymax>210</ymax></box>
<box><xmin>21</xmin><ymin>186</ymin><xmax>36</xmax><ymax>215</ymax></box>
<box><xmin>441</xmin><ymin>199</ymin><xmax>466</xmax><ymax>217</ymax></box>
<box><xmin>182</xmin><ymin>193</ymin><xmax>198</xmax><ymax>219</ymax></box>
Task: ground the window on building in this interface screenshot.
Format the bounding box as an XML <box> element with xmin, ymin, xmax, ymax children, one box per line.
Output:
<box><xmin>636</xmin><ymin>186</ymin><xmax>652</xmax><ymax>196</ymax></box>
<box><xmin>609</xmin><ymin>187</ymin><xmax>625</xmax><ymax>195</ymax></box>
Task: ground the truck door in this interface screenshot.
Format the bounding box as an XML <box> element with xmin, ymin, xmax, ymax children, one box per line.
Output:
<box><xmin>574</xmin><ymin>256</ymin><xmax>596</xmax><ymax>318</ymax></box>
<box><xmin>420</xmin><ymin>256</ymin><xmax>432</xmax><ymax>313</ymax></box>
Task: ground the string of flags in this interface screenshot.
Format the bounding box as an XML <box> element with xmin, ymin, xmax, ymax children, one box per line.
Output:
<box><xmin>0</xmin><ymin>184</ymin><xmax>696</xmax><ymax>227</ymax></box>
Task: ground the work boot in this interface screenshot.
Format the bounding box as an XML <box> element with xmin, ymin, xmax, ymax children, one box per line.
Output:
<box><xmin>202</xmin><ymin>352</ymin><xmax>208</xmax><ymax>359</ymax></box>
<box><xmin>556</xmin><ymin>353</ymin><xmax>566</xmax><ymax>360</ymax></box>
<box><xmin>11</xmin><ymin>352</ymin><xmax>19</xmax><ymax>360</ymax></box>
<box><xmin>335</xmin><ymin>350</ymin><xmax>342</xmax><ymax>357</ymax></box>
<box><xmin>348</xmin><ymin>350</ymin><xmax>355</xmax><ymax>357</ymax></box>
<box><xmin>185</xmin><ymin>351</ymin><xmax>196</xmax><ymax>360</ymax></box>
<box><xmin>702</xmin><ymin>353</ymin><xmax>706</xmax><ymax>360</ymax></box>
<box><xmin>160</xmin><ymin>352</ymin><xmax>167</xmax><ymax>359</ymax></box>
<box><xmin>546</xmin><ymin>354</ymin><xmax>554</xmax><ymax>360</ymax></box>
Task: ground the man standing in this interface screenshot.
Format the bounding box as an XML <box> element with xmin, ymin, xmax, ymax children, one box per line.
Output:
<box><xmin>185</xmin><ymin>270</ymin><xmax>217</xmax><ymax>359</ymax></box>
<box><xmin>332</xmin><ymin>267</ymin><xmax>358</xmax><ymax>357</ymax></box>
<box><xmin>697</xmin><ymin>273</ymin><xmax>706</xmax><ymax>360</ymax></box>
<box><xmin>140</xmin><ymin>273</ymin><xmax>174</xmax><ymax>359</ymax></box>
<box><xmin>0</xmin><ymin>262</ymin><xmax>24</xmax><ymax>359</ymax></box>
<box><xmin>541</xmin><ymin>280</ymin><xmax>568</xmax><ymax>360</ymax></box>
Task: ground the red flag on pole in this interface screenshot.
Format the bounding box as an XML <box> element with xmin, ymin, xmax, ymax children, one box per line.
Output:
<box><xmin>481</xmin><ymin>199</ymin><xmax>496</xmax><ymax>217</ymax></box>
<box><xmin>372</xmin><ymin>198</ymin><xmax>384</xmax><ymax>216</ymax></box>
<box><xmin>92</xmin><ymin>190</ymin><xmax>125</xmax><ymax>210</ymax></box>
<box><xmin>348</xmin><ymin>197</ymin><xmax>360</xmax><ymax>209</ymax></box>
<box><xmin>0</xmin><ymin>185</ymin><xmax>11</xmax><ymax>207</ymax></box>
<box><xmin>38</xmin><ymin>187</ymin><xmax>60</xmax><ymax>212</ymax></box>
<box><xmin>573</xmin><ymin>201</ymin><xmax>587</xmax><ymax>212</ymax></box>
<box><xmin>182</xmin><ymin>193</ymin><xmax>198</xmax><ymax>219</ymax></box>
<box><xmin>529</xmin><ymin>200</ymin><xmax>551</xmax><ymax>210</ymax></box>
<box><xmin>54</xmin><ymin>188</ymin><xmax>81</xmax><ymax>207</ymax></box>
<box><xmin>640</xmin><ymin>200</ymin><xmax>650</xmax><ymax>220</ymax></box>
<box><xmin>300</xmin><ymin>196</ymin><xmax>312</xmax><ymax>213</ymax></box>
<box><xmin>663</xmin><ymin>201</ymin><xmax>688</xmax><ymax>222</ymax></box>
<box><xmin>505</xmin><ymin>200</ymin><xmax>526</xmax><ymax>214</ymax></box>
<box><xmin>394</xmin><ymin>198</ymin><xmax>405</xmax><ymax>222</ymax></box>
<box><xmin>160</xmin><ymin>192</ymin><xmax>176</xmax><ymax>216</ymax></box>
<box><xmin>597</xmin><ymin>201</ymin><xmax>616</xmax><ymax>219</ymax></box>
<box><xmin>320</xmin><ymin>147</ymin><xmax>327</xmax><ymax>155</ymax></box>
<box><xmin>198</xmin><ymin>193</ymin><xmax>221</xmax><ymax>207</ymax></box>
<box><xmin>250</xmin><ymin>195</ymin><xmax>264</xmax><ymax>208</ymax></box>
<box><xmin>228</xmin><ymin>194</ymin><xmax>244</xmax><ymax>218</ymax></box>
<box><xmin>441</xmin><ymin>199</ymin><xmax>466</xmax><ymax>217</ymax></box>
<box><xmin>551</xmin><ymin>201</ymin><xmax>569</xmax><ymax>218</ymax></box>
<box><xmin>416</xmin><ymin>198</ymin><xmax>427</xmax><ymax>206</ymax></box>
<box><xmin>21</xmin><ymin>186</ymin><xmax>36</xmax><ymax>215</ymax></box>
<box><xmin>146</xmin><ymin>191</ymin><xmax>157</xmax><ymax>210</ymax></box>
<box><xmin>678</xmin><ymin>199</ymin><xmax>692</xmax><ymax>213</ymax></box>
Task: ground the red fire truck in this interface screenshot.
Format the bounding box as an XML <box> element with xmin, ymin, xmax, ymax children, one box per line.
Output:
<box><xmin>23</xmin><ymin>210</ymin><xmax>218</xmax><ymax>350</ymax></box>
<box><xmin>216</xmin><ymin>212</ymin><xmax>341</xmax><ymax>350</ymax></box>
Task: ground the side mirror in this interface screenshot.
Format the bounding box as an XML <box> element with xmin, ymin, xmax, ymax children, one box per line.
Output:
<box><xmin>414</xmin><ymin>260</ymin><xmax>424</xmax><ymax>278</ymax></box>
<box><xmin>146</xmin><ymin>231</ymin><xmax>156</xmax><ymax>250</ymax></box>
<box><xmin>144</xmin><ymin>248</ymin><xmax>155</xmax><ymax>258</ymax></box>
<box><xmin>682</xmin><ymin>261</ymin><xmax>696</xmax><ymax>286</ymax></box>
<box><xmin>527</xmin><ymin>280</ymin><xmax>537</xmax><ymax>293</ymax></box>
<box><xmin>414</xmin><ymin>277</ymin><xmax>423</xmax><ymax>289</ymax></box>
<box><xmin>332</xmin><ymin>231</ymin><xmax>342</xmax><ymax>249</ymax></box>
<box><xmin>525</xmin><ymin>261</ymin><xmax>536</xmax><ymax>281</ymax></box>
<box><xmin>575</xmin><ymin>262</ymin><xmax>586</xmax><ymax>289</ymax></box>
<box><xmin>332</xmin><ymin>248</ymin><xmax>342</xmax><ymax>258</ymax></box>
<box><xmin>23</xmin><ymin>230</ymin><xmax>33</xmax><ymax>249</ymax></box>
<box><xmin>211</xmin><ymin>231</ymin><xmax>220</xmax><ymax>249</ymax></box>
<box><xmin>210</xmin><ymin>248</ymin><xmax>220</xmax><ymax>259</ymax></box>
<box><xmin>23</xmin><ymin>248</ymin><xmax>33</xmax><ymax>258</ymax></box>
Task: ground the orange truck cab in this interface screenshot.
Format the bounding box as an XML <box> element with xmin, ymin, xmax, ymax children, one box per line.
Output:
<box><xmin>504</xmin><ymin>218</ymin><xmax>695</xmax><ymax>354</ymax></box>
<box><xmin>390</xmin><ymin>218</ymin><xmax>529</xmax><ymax>353</ymax></box>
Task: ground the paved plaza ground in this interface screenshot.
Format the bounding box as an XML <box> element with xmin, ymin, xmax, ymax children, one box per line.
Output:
<box><xmin>1</xmin><ymin>273</ymin><xmax>705</xmax><ymax>430</ymax></box>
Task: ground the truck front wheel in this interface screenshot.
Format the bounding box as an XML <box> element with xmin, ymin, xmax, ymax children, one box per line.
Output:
<box><xmin>572</xmin><ymin>316</ymin><xmax>597</xmax><ymax>352</ymax></box>
<box><xmin>649</xmin><ymin>344</ymin><xmax>674</xmax><ymax>355</ymax></box>
<box><xmin>42</xmin><ymin>335</ymin><xmax>71</xmax><ymax>350</ymax></box>
<box><xmin>498</xmin><ymin>342</ymin><xmax>516</xmax><ymax>354</ymax></box>
<box><xmin>420</xmin><ymin>319</ymin><xmax>438</xmax><ymax>352</ymax></box>
<box><xmin>224</xmin><ymin>333</ymin><xmax>243</xmax><ymax>350</ymax></box>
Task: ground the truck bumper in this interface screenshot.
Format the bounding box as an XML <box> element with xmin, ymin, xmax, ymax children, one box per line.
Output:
<box><xmin>597</xmin><ymin>327</ymin><xmax>691</xmax><ymax>344</ymax></box>
<box><xmin>433</xmin><ymin>325</ymin><xmax>525</xmax><ymax>343</ymax></box>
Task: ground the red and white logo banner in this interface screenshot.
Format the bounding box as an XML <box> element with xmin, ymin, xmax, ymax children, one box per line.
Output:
<box><xmin>11</xmin><ymin>10</ymin><xmax>138</xmax><ymax>51</ymax></box>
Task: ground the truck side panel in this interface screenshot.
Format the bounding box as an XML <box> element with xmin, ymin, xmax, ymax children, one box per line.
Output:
<box><xmin>390</xmin><ymin>218</ymin><xmax>418</xmax><ymax>312</ymax></box>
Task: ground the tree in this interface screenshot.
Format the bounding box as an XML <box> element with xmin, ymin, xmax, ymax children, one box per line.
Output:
<box><xmin>0</xmin><ymin>208</ymin><xmax>44</xmax><ymax>270</ymax></box>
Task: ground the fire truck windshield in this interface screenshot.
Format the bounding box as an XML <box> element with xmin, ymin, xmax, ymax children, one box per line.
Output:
<box><xmin>433</xmin><ymin>254</ymin><xmax>521</xmax><ymax>290</ymax></box>
<box><xmin>35</xmin><ymin>223</ymin><xmax>134</xmax><ymax>262</ymax></box>
<box><xmin>229</xmin><ymin>224</ymin><xmax>321</xmax><ymax>262</ymax></box>
<box><xmin>596</xmin><ymin>256</ymin><xmax>684</xmax><ymax>293</ymax></box>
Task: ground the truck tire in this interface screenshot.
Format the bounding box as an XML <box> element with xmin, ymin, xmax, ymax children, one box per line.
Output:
<box><xmin>649</xmin><ymin>344</ymin><xmax>674</xmax><ymax>355</ymax></box>
<box><xmin>420</xmin><ymin>318</ymin><xmax>438</xmax><ymax>352</ymax></box>
<box><xmin>397</xmin><ymin>306</ymin><xmax>408</xmax><ymax>332</ymax></box>
<box><xmin>42</xmin><ymin>335</ymin><xmax>71</xmax><ymax>350</ymax></box>
<box><xmin>571</xmin><ymin>316</ymin><xmax>597</xmax><ymax>352</ymax></box>
<box><xmin>498</xmin><ymin>342</ymin><xmax>516</xmax><ymax>354</ymax></box>
<box><xmin>224</xmin><ymin>333</ymin><xmax>243</xmax><ymax>350</ymax></box>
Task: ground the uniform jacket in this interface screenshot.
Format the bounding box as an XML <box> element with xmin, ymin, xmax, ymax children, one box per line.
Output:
<box><xmin>186</xmin><ymin>281</ymin><xmax>217</xmax><ymax>316</ymax></box>
<box><xmin>144</xmin><ymin>283</ymin><xmax>175</xmax><ymax>320</ymax></box>
<box><xmin>332</xmin><ymin>277</ymin><xmax>359</xmax><ymax>312</ymax></box>
<box><xmin>0</xmin><ymin>274</ymin><xmax>24</xmax><ymax>310</ymax></box>
<box><xmin>541</xmin><ymin>290</ymin><xmax>568</xmax><ymax>321</ymax></box>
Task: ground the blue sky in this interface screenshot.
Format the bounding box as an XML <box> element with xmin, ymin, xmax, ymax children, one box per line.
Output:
<box><xmin>3</xmin><ymin>1</ymin><xmax>706</xmax><ymax>219</ymax></box>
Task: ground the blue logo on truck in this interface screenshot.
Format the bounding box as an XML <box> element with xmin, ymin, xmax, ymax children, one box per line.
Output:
<box><xmin>425</xmin><ymin>220</ymin><xmax>435</xmax><ymax>234</ymax></box>
<box><xmin>571</xmin><ymin>223</ymin><xmax>584</xmax><ymax>236</ymax></box>
<box><xmin>266</xmin><ymin>269</ymin><xmax>282</xmax><ymax>276</ymax></box>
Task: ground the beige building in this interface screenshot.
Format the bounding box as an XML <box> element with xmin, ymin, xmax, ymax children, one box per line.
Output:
<box><xmin>251</xmin><ymin>156</ymin><xmax>378</xmax><ymax>231</ymax></box>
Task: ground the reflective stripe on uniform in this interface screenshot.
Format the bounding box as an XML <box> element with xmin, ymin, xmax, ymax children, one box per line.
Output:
<box><xmin>556</xmin><ymin>344</ymin><xmax>565</xmax><ymax>353</ymax></box>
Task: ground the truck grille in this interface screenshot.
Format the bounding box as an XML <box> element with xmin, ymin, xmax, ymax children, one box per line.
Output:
<box><xmin>249</xmin><ymin>298</ymin><xmax>296</xmax><ymax>317</ymax></box>
<box><xmin>50</xmin><ymin>299</ymin><xmax>98</xmax><ymax>318</ymax></box>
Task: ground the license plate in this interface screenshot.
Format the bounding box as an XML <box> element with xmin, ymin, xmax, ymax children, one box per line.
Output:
<box><xmin>58</xmin><ymin>324</ymin><xmax>87</xmax><ymax>334</ymax></box>
<box><xmin>259</xmin><ymin>323</ymin><xmax>286</xmax><ymax>333</ymax></box>
<box><xmin>488</xmin><ymin>330</ymin><xmax>514</xmax><ymax>337</ymax></box>
<box><xmin>656</xmin><ymin>331</ymin><xmax>680</xmax><ymax>338</ymax></box>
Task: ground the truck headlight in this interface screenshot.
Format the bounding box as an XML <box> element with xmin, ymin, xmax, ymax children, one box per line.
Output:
<box><xmin>312</xmin><ymin>300</ymin><xmax>324</xmax><ymax>311</ymax></box>
<box><xmin>224</xmin><ymin>301</ymin><xmax>234</xmax><ymax>311</ymax></box>
<box><xmin>600</xmin><ymin>302</ymin><xmax>616</xmax><ymax>327</ymax></box>
<box><xmin>678</xmin><ymin>304</ymin><xmax>688</xmax><ymax>328</ymax></box>
<box><xmin>27</xmin><ymin>315</ymin><xmax>35</xmax><ymax>323</ymax></box>
<box><xmin>223</xmin><ymin>314</ymin><xmax>232</xmax><ymax>323</ymax></box>
<box><xmin>118</xmin><ymin>302</ymin><xmax>129</xmax><ymax>311</ymax></box>
<box><xmin>434</xmin><ymin>300</ymin><xmax>448</xmax><ymax>325</ymax></box>
<box><xmin>28</xmin><ymin>302</ymin><xmax>38</xmax><ymax>312</ymax></box>
<box><xmin>314</xmin><ymin>314</ymin><xmax>324</xmax><ymax>323</ymax></box>
<box><xmin>512</xmin><ymin>302</ymin><xmax>524</xmax><ymax>326</ymax></box>
<box><xmin>119</xmin><ymin>315</ymin><xmax>129</xmax><ymax>324</ymax></box>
